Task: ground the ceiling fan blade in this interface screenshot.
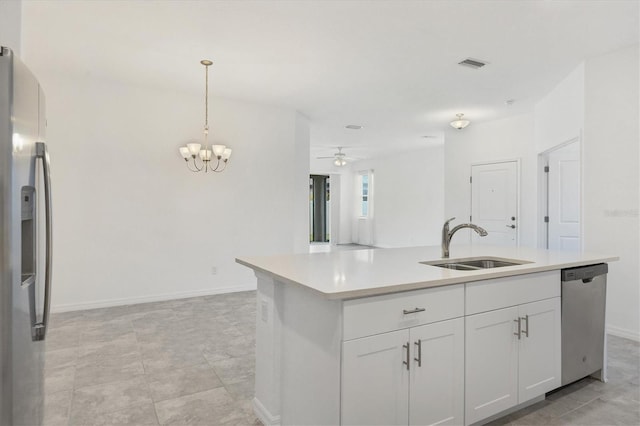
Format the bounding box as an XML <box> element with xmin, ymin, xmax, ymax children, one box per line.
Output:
<box><xmin>316</xmin><ymin>156</ymin><xmax>336</xmax><ymax>159</ymax></box>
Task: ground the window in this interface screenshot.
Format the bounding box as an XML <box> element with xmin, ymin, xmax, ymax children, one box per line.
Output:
<box><xmin>357</xmin><ymin>170</ymin><xmax>373</xmax><ymax>218</ymax></box>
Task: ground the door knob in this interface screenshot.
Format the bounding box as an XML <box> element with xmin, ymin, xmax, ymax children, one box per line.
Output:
<box><xmin>506</xmin><ymin>224</ymin><xmax>516</xmax><ymax>229</ymax></box>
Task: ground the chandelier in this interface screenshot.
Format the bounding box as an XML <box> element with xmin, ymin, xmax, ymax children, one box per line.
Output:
<box><xmin>179</xmin><ymin>60</ymin><xmax>232</xmax><ymax>172</ymax></box>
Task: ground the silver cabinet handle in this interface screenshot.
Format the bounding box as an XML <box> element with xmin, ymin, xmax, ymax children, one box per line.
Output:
<box><xmin>403</xmin><ymin>342</ymin><xmax>410</xmax><ymax>371</ymax></box>
<box><xmin>34</xmin><ymin>142</ymin><xmax>52</xmax><ymax>342</ymax></box>
<box><xmin>521</xmin><ymin>315</ymin><xmax>529</xmax><ymax>338</ymax></box>
<box><xmin>403</xmin><ymin>307</ymin><xmax>426</xmax><ymax>315</ymax></box>
<box><xmin>414</xmin><ymin>340</ymin><xmax>422</xmax><ymax>367</ymax></box>
<box><xmin>514</xmin><ymin>318</ymin><xmax>521</xmax><ymax>340</ymax></box>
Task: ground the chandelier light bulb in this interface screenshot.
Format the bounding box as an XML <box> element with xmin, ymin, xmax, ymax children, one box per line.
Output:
<box><xmin>179</xmin><ymin>147</ymin><xmax>190</xmax><ymax>159</ymax></box>
<box><xmin>187</xmin><ymin>143</ymin><xmax>201</xmax><ymax>156</ymax></box>
<box><xmin>212</xmin><ymin>144</ymin><xmax>226</xmax><ymax>158</ymax></box>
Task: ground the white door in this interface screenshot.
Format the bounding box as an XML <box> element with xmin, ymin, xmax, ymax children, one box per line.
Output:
<box><xmin>471</xmin><ymin>161</ymin><xmax>518</xmax><ymax>246</ymax></box>
<box><xmin>342</xmin><ymin>330</ymin><xmax>409</xmax><ymax>425</ymax></box>
<box><xmin>410</xmin><ymin>318</ymin><xmax>464</xmax><ymax>426</ymax></box>
<box><xmin>518</xmin><ymin>297</ymin><xmax>562</xmax><ymax>402</ymax></box>
<box><xmin>547</xmin><ymin>143</ymin><xmax>581</xmax><ymax>250</ymax></box>
<box><xmin>465</xmin><ymin>307</ymin><xmax>519</xmax><ymax>425</ymax></box>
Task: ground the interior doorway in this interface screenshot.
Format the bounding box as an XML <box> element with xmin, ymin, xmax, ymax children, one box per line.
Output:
<box><xmin>539</xmin><ymin>139</ymin><xmax>581</xmax><ymax>250</ymax></box>
<box><xmin>309</xmin><ymin>175</ymin><xmax>330</xmax><ymax>243</ymax></box>
<box><xmin>470</xmin><ymin>160</ymin><xmax>519</xmax><ymax>246</ymax></box>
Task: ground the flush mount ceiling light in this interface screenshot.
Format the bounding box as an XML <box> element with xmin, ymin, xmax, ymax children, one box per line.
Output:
<box><xmin>345</xmin><ymin>124</ymin><xmax>363</xmax><ymax>130</ymax></box>
<box><xmin>450</xmin><ymin>113</ymin><xmax>470</xmax><ymax>130</ymax></box>
<box><xmin>178</xmin><ymin>59</ymin><xmax>232</xmax><ymax>173</ymax></box>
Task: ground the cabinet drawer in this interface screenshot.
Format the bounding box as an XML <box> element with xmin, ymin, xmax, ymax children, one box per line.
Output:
<box><xmin>343</xmin><ymin>284</ymin><xmax>464</xmax><ymax>340</ymax></box>
<box><xmin>466</xmin><ymin>271</ymin><xmax>560</xmax><ymax>315</ymax></box>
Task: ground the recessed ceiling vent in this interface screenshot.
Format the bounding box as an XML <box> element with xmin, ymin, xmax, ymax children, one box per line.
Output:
<box><xmin>458</xmin><ymin>58</ymin><xmax>487</xmax><ymax>69</ymax></box>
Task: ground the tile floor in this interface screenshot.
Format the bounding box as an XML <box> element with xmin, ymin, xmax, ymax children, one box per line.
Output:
<box><xmin>44</xmin><ymin>291</ymin><xmax>639</xmax><ymax>425</ymax></box>
<box><xmin>44</xmin><ymin>291</ymin><xmax>258</xmax><ymax>426</ymax></box>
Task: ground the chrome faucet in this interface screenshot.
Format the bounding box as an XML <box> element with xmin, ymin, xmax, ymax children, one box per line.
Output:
<box><xmin>441</xmin><ymin>217</ymin><xmax>488</xmax><ymax>258</ymax></box>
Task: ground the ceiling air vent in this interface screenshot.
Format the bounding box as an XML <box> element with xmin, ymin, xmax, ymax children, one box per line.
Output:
<box><xmin>458</xmin><ymin>58</ymin><xmax>487</xmax><ymax>69</ymax></box>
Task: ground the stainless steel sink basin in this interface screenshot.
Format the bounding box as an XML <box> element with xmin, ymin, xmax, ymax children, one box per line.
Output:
<box><xmin>420</xmin><ymin>257</ymin><xmax>532</xmax><ymax>271</ymax></box>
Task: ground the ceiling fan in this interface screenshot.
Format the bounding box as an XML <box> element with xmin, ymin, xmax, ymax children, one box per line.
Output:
<box><xmin>316</xmin><ymin>147</ymin><xmax>357</xmax><ymax>167</ymax></box>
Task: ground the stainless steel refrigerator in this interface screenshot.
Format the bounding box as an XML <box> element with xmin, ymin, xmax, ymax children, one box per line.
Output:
<box><xmin>0</xmin><ymin>46</ymin><xmax>52</xmax><ymax>426</ymax></box>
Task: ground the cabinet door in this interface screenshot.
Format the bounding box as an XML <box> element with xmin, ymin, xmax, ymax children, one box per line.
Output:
<box><xmin>465</xmin><ymin>307</ymin><xmax>519</xmax><ymax>425</ymax></box>
<box><xmin>518</xmin><ymin>297</ymin><xmax>561</xmax><ymax>402</ymax></box>
<box><xmin>342</xmin><ymin>329</ymin><xmax>409</xmax><ymax>425</ymax></box>
<box><xmin>410</xmin><ymin>318</ymin><xmax>464</xmax><ymax>426</ymax></box>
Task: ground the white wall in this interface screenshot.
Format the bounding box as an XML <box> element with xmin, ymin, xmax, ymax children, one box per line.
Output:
<box><xmin>20</xmin><ymin>67</ymin><xmax>309</xmax><ymax>311</ymax></box>
<box><xmin>0</xmin><ymin>0</ymin><xmax>21</xmax><ymax>56</ymax></box>
<box><xmin>293</xmin><ymin>113</ymin><xmax>311</xmax><ymax>252</ymax></box>
<box><xmin>351</xmin><ymin>146</ymin><xmax>444</xmax><ymax>248</ymax></box>
<box><xmin>534</xmin><ymin>63</ymin><xmax>584</xmax><ymax>153</ymax></box>
<box><xmin>444</xmin><ymin>113</ymin><xmax>537</xmax><ymax>247</ymax></box>
<box><xmin>583</xmin><ymin>45</ymin><xmax>639</xmax><ymax>340</ymax></box>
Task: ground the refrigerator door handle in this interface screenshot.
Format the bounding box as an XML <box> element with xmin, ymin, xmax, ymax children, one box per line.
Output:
<box><xmin>34</xmin><ymin>142</ymin><xmax>52</xmax><ymax>341</ymax></box>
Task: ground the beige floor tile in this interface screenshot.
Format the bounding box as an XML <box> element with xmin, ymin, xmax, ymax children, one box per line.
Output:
<box><xmin>146</xmin><ymin>363</ymin><xmax>223</xmax><ymax>402</ymax></box>
<box><xmin>70</xmin><ymin>401</ymin><xmax>159</xmax><ymax>425</ymax></box>
<box><xmin>142</xmin><ymin>347</ymin><xmax>207</xmax><ymax>375</ymax></box>
<box><xmin>44</xmin><ymin>365</ymin><xmax>76</xmax><ymax>394</ymax></box>
<box><xmin>46</xmin><ymin>325</ymin><xmax>80</xmax><ymax>352</ymax></box>
<box><xmin>74</xmin><ymin>352</ymin><xmax>145</xmax><ymax>389</ymax></box>
<box><xmin>154</xmin><ymin>387</ymin><xmax>246</xmax><ymax>425</ymax></box>
<box><xmin>45</xmin><ymin>346</ymin><xmax>79</xmax><ymax>370</ymax></box>
<box><xmin>210</xmin><ymin>356</ymin><xmax>254</xmax><ymax>386</ymax></box>
<box><xmin>43</xmin><ymin>389</ymin><xmax>72</xmax><ymax>426</ymax></box>
<box><xmin>68</xmin><ymin>376</ymin><xmax>152</xmax><ymax>425</ymax></box>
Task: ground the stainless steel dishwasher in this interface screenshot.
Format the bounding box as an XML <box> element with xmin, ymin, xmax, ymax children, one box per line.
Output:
<box><xmin>561</xmin><ymin>263</ymin><xmax>608</xmax><ymax>385</ymax></box>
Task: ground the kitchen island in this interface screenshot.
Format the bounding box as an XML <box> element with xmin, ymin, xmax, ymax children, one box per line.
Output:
<box><xmin>236</xmin><ymin>245</ymin><xmax>618</xmax><ymax>426</ymax></box>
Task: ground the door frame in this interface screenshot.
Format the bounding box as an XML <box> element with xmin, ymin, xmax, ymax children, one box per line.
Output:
<box><xmin>310</xmin><ymin>174</ymin><xmax>330</xmax><ymax>243</ymax></box>
<box><xmin>537</xmin><ymin>135</ymin><xmax>583</xmax><ymax>250</ymax></box>
<box><xmin>470</xmin><ymin>158</ymin><xmax>521</xmax><ymax>245</ymax></box>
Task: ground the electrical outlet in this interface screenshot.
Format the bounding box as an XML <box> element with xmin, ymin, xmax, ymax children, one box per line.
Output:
<box><xmin>211</xmin><ymin>266</ymin><xmax>217</xmax><ymax>275</ymax></box>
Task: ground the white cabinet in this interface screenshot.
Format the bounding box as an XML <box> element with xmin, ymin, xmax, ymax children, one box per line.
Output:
<box><xmin>342</xmin><ymin>329</ymin><xmax>409</xmax><ymax>426</ymax></box>
<box><xmin>465</xmin><ymin>298</ymin><xmax>561</xmax><ymax>425</ymax></box>
<box><xmin>342</xmin><ymin>318</ymin><xmax>464</xmax><ymax>426</ymax></box>
<box><xmin>410</xmin><ymin>318</ymin><xmax>464</xmax><ymax>426</ymax></box>
<box><xmin>465</xmin><ymin>307</ymin><xmax>519</xmax><ymax>424</ymax></box>
<box><xmin>518</xmin><ymin>298</ymin><xmax>562</xmax><ymax>402</ymax></box>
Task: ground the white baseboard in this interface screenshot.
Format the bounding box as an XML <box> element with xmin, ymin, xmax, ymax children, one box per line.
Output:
<box><xmin>607</xmin><ymin>325</ymin><xmax>640</xmax><ymax>342</ymax></box>
<box><xmin>253</xmin><ymin>397</ymin><xmax>280</xmax><ymax>426</ymax></box>
<box><xmin>51</xmin><ymin>283</ymin><xmax>257</xmax><ymax>313</ymax></box>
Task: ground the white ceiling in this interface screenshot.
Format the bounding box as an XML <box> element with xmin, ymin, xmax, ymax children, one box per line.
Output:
<box><xmin>23</xmin><ymin>0</ymin><xmax>639</xmax><ymax>159</ymax></box>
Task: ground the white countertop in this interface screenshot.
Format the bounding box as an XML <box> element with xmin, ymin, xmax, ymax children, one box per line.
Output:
<box><xmin>236</xmin><ymin>245</ymin><xmax>618</xmax><ymax>300</ymax></box>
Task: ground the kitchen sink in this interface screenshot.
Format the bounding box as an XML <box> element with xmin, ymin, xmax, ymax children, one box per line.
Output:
<box><xmin>420</xmin><ymin>257</ymin><xmax>531</xmax><ymax>271</ymax></box>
